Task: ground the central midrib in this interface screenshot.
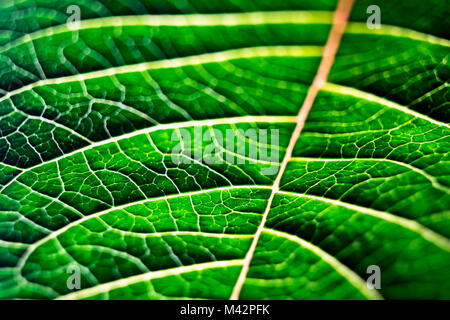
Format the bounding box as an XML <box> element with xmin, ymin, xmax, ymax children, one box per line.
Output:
<box><xmin>229</xmin><ymin>0</ymin><xmax>356</xmax><ymax>300</ymax></box>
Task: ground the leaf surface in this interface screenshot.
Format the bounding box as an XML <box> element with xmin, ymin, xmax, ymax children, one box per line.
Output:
<box><xmin>0</xmin><ymin>0</ymin><xmax>449</xmax><ymax>300</ymax></box>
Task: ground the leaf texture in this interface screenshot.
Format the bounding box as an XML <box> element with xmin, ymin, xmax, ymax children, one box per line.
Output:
<box><xmin>0</xmin><ymin>0</ymin><xmax>449</xmax><ymax>300</ymax></box>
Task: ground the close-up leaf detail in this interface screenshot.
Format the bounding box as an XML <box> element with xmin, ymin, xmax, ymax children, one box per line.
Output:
<box><xmin>0</xmin><ymin>0</ymin><xmax>449</xmax><ymax>300</ymax></box>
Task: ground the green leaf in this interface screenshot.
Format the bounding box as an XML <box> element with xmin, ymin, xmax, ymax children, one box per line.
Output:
<box><xmin>0</xmin><ymin>0</ymin><xmax>449</xmax><ymax>300</ymax></box>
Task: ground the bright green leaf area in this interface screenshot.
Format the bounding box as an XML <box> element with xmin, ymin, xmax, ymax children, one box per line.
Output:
<box><xmin>0</xmin><ymin>0</ymin><xmax>449</xmax><ymax>300</ymax></box>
